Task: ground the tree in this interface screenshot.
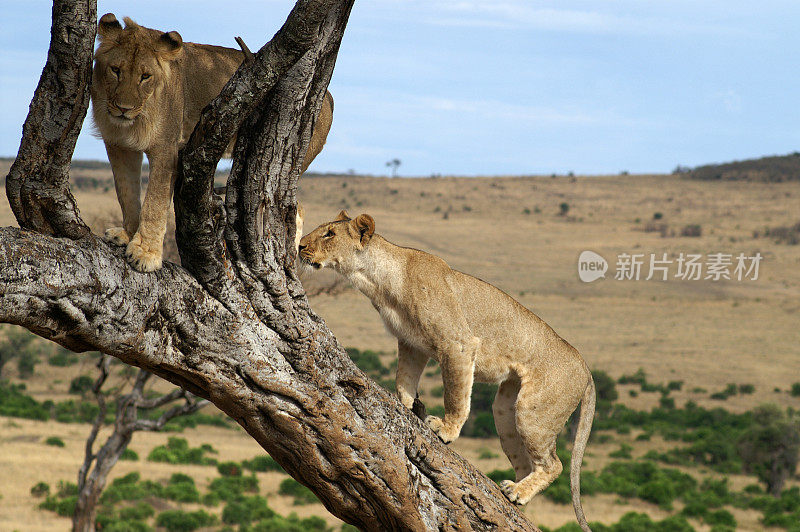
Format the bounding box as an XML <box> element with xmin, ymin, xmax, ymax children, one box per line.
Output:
<box><xmin>1</xmin><ymin>1</ymin><xmax>537</xmax><ymax>530</ymax></box>
<box><xmin>737</xmin><ymin>404</ymin><xmax>800</xmax><ymax>496</ymax></box>
<box><xmin>73</xmin><ymin>355</ymin><xmax>209</xmax><ymax>531</ymax></box>
<box><xmin>0</xmin><ymin>325</ymin><xmax>37</xmax><ymax>378</ymax></box>
<box><xmin>386</xmin><ymin>158</ymin><xmax>401</xmax><ymax>177</ymax></box>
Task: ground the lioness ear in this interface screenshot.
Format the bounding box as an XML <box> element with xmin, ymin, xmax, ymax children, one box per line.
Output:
<box><xmin>98</xmin><ymin>13</ymin><xmax>122</xmax><ymax>40</ymax></box>
<box><xmin>353</xmin><ymin>214</ymin><xmax>375</xmax><ymax>246</ymax></box>
<box><xmin>156</xmin><ymin>31</ymin><xmax>183</xmax><ymax>58</ymax></box>
<box><xmin>334</xmin><ymin>210</ymin><xmax>350</xmax><ymax>222</ymax></box>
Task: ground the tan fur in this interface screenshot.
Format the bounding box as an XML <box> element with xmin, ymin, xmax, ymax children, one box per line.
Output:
<box><xmin>299</xmin><ymin>211</ymin><xmax>595</xmax><ymax>531</ymax></box>
<box><xmin>91</xmin><ymin>14</ymin><xmax>333</xmax><ymax>271</ymax></box>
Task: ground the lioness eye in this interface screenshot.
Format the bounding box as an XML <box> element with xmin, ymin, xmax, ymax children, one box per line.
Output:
<box><xmin>110</xmin><ymin>66</ymin><xmax>120</xmax><ymax>76</ymax></box>
<box><xmin>140</xmin><ymin>73</ymin><xmax>151</xmax><ymax>81</ymax></box>
<box><xmin>323</xmin><ymin>230</ymin><xmax>334</xmax><ymax>238</ymax></box>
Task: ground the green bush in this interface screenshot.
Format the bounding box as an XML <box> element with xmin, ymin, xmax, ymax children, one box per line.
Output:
<box><xmin>53</xmin><ymin>399</ymin><xmax>100</xmax><ymax>423</ymax></box>
<box><xmin>120</xmin><ymin>448</ymin><xmax>139</xmax><ymax>461</ymax></box>
<box><xmin>221</xmin><ymin>495</ymin><xmax>275</xmax><ymax>525</ymax></box>
<box><xmin>47</xmin><ymin>349</ymin><xmax>78</xmax><ymax>367</ymax></box>
<box><xmin>487</xmin><ymin>469</ymin><xmax>515</xmax><ymax>484</ymax></box>
<box><xmin>103</xmin><ymin>520</ymin><xmax>152</xmax><ymax>532</ymax></box>
<box><xmin>69</xmin><ymin>375</ymin><xmax>94</xmax><ymax>394</ymax></box>
<box><xmin>609</xmin><ymin>443</ymin><xmax>632</xmax><ymax>459</ymax></box>
<box><xmin>477</xmin><ymin>448</ymin><xmax>499</xmax><ymax>459</ymax></box>
<box><xmin>45</xmin><ymin>436</ymin><xmax>65</xmax><ymax>447</ymax></box>
<box><xmin>0</xmin><ymin>380</ymin><xmax>49</xmax><ymax>420</ymax></box>
<box><xmin>278</xmin><ymin>478</ymin><xmax>318</xmax><ymax>505</ymax></box>
<box><xmin>243</xmin><ymin>454</ymin><xmax>284</xmax><ymax>473</ymax></box>
<box><xmin>430</xmin><ymin>385</ymin><xmax>444</xmax><ymax>398</ymax></box>
<box><xmin>217</xmin><ymin>461</ymin><xmax>243</xmax><ymax>477</ymax></box>
<box><xmin>791</xmin><ymin>382</ymin><xmax>800</xmax><ymax>397</ymax></box>
<box><xmin>703</xmin><ymin>509</ymin><xmax>736</xmax><ymax>528</ymax></box>
<box><xmin>164</xmin><ymin>474</ymin><xmax>200</xmax><ymax>503</ymax></box>
<box><xmin>118</xmin><ymin>501</ymin><xmax>155</xmax><ymax>520</ymax></box>
<box><xmin>156</xmin><ymin>509</ymin><xmax>217</xmax><ymax>532</ymax></box>
<box><xmin>738</xmin><ymin>383</ymin><xmax>755</xmax><ymax>394</ymax></box>
<box><xmin>147</xmin><ymin>437</ymin><xmax>218</xmax><ymax>465</ymax></box>
<box><xmin>101</xmin><ymin>472</ymin><xmax>164</xmax><ymax>504</ymax></box>
<box><xmin>30</xmin><ymin>482</ymin><xmax>50</xmax><ymax>497</ymax></box>
<box><xmin>208</xmin><ymin>474</ymin><xmax>259</xmax><ymax>503</ymax></box>
<box><xmin>250</xmin><ymin>513</ymin><xmax>329</xmax><ymax>532</ymax></box>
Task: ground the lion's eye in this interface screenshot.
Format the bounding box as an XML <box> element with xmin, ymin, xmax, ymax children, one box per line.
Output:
<box><xmin>110</xmin><ymin>66</ymin><xmax>120</xmax><ymax>76</ymax></box>
<box><xmin>323</xmin><ymin>230</ymin><xmax>334</xmax><ymax>238</ymax></box>
<box><xmin>140</xmin><ymin>73</ymin><xmax>151</xmax><ymax>81</ymax></box>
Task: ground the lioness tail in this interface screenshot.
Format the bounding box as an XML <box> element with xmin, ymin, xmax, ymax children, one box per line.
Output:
<box><xmin>570</xmin><ymin>375</ymin><xmax>595</xmax><ymax>532</ymax></box>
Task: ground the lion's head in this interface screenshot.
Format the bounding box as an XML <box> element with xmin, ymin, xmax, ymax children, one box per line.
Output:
<box><xmin>298</xmin><ymin>211</ymin><xmax>375</xmax><ymax>270</ymax></box>
<box><xmin>91</xmin><ymin>13</ymin><xmax>182</xmax><ymax>126</ymax></box>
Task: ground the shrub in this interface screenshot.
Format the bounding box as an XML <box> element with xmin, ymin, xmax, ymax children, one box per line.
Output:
<box><xmin>39</xmin><ymin>495</ymin><xmax>77</xmax><ymax>517</ymax></box>
<box><xmin>242</xmin><ymin>454</ymin><xmax>284</xmax><ymax>473</ymax></box>
<box><xmin>45</xmin><ymin>436</ymin><xmax>65</xmax><ymax>447</ymax></box>
<box><xmin>345</xmin><ymin>348</ymin><xmax>389</xmax><ymax>378</ymax></box>
<box><xmin>609</xmin><ymin>443</ymin><xmax>632</xmax><ymax>459</ymax></box>
<box><xmin>251</xmin><ymin>514</ymin><xmax>329</xmax><ymax>532</ymax></box>
<box><xmin>217</xmin><ymin>461</ymin><xmax>243</xmax><ymax>477</ymax></box>
<box><xmin>53</xmin><ymin>399</ymin><xmax>100</xmax><ymax>423</ymax></box>
<box><xmin>477</xmin><ymin>448</ymin><xmax>499</xmax><ymax>459</ymax></box>
<box><xmin>118</xmin><ymin>501</ymin><xmax>155</xmax><ymax>520</ymax></box>
<box><xmin>430</xmin><ymin>385</ymin><xmax>444</xmax><ymax>398</ymax></box>
<box><xmin>101</xmin><ymin>472</ymin><xmax>164</xmax><ymax>503</ymax></box>
<box><xmin>47</xmin><ymin>349</ymin><xmax>78</xmax><ymax>367</ymax></box>
<box><xmin>221</xmin><ymin>495</ymin><xmax>275</xmax><ymax>525</ymax></box>
<box><xmin>120</xmin><ymin>448</ymin><xmax>139</xmax><ymax>461</ymax></box>
<box><xmin>681</xmin><ymin>224</ymin><xmax>702</xmax><ymax>237</ymax></box>
<box><xmin>667</xmin><ymin>380</ymin><xmax>684</xmax><ymax>391</ymax></box>
<box><xmin>738</xmin><ymin>383</ymin><xmax>755</xmax><ymax>394</ymax></box>
<box><xmin>278</xmin><ymin>478</ymin><xmax>318</xmax><ymax>505</ymax></box>
<box><xmin>559</xmin><ymin>202</ymin><xmax>570</xmax><ymax>216</ymax></box>
<box><xmin>208</xmin><ymin>474</ymin><xmax>259</xmax><ymax>503</ymax></box>
<box><xmin>703</xmin><ymin>509</ymin><xmax>736</xmax><ymax>528</ymax></box>
<box><xmin>164</xmin><ymin>474</ymin><xmax>200</xmax><ymax>503</ymax></box>
<box><xmin>147</xmin><ymin>437</ymin><xmax>218</xmax><ymax>465</ymax></box>
<box><xmin>791</xmin><ymin>382</ymin><xmax>800</xmax><ymax>397</ymax></box>
<box><xmin>0</xmin><ymin>381</ymin><xmax>49</xmax><ymax>420</ymax></box>
<box><xmin>30</xmin><ymin>481</ymin><xmax>50</xmax><ymax>497</ymax></box>
<box><xmin>103</xmin><ymin>520</ymin><xmax>152</xmax><ymax>532</ymax></box>
<box><xmin>156</xmin><ymin>509</ymin><xmax>217</xmax><ymax>532</ymax></box>
<box><xmin>68</xmin><ymin>375</ymin><xmax>94</xmax><ymax>395</ymax></box>
<box><xmin>487</xmin><ymin>469</ymin><xmax>515</xmax><ymax>484</ymax></box>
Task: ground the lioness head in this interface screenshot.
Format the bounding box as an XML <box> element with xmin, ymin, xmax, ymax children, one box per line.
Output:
<box><xmin>92</xmin><ymin>14</ymin><xmax>183</xmax><ymax>124</ymax></box>
<box><xmin>298</xmin><ymin>211</ymin><xmax>375</xmax><ymax>270</ymax></box>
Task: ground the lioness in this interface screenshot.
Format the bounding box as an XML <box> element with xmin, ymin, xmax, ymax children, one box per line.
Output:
<box><xmin>299</xmin><ymin>211</ymin><xmax>595</xmax><ymax>531</ymax></box>
<box><xmin>91</xmin><ymin>14</ymin><xmax>333</xmax><ymax>271</ymax></box>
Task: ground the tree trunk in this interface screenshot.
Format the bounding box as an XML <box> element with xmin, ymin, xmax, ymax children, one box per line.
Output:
<box><xmin>1</xmin><ymin>1</ymin><xmax>539</xmax><ymax>530</ymax></box>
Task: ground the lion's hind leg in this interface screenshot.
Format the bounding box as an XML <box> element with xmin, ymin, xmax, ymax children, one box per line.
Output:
<box><xmin>500</xmin><ymin>378</ymin><xmax>570</xmax><ymax>505</ymax></box>
<box><xmin>493</xmin><ymin>377</ymin><xmax>532</xmax><ymax>481</ymax></box>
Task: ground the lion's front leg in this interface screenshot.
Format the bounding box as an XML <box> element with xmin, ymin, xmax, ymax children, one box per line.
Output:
<box><xmin>104</xmin><ymin>143</ymin><xmax>143</xmax><ymax>246</ymax></box>
<box><xmin>425</xmin><ymin>337</ymin><xmax>480</xmax><ymax>443</ymax></box>
<box><xmin>127</xmin><ymin>150</ymin><xmax>176</xmax><ymax>272</ymax></box>
<box><xmin>396</xmin><ymin>341</ymin><xmax>429</xmax><ymax>410</ymax></box>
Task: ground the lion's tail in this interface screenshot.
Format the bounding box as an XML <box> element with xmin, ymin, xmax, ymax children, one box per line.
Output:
<box><xmin>571</xmin><ymin>374</ymin><xmax>595</xmax><ymax>532</ymax></box>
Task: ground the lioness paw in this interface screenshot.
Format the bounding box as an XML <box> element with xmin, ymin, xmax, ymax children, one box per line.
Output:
<box><xmin>499</xmin><ymin>480</ymin><xmax>530</xmax><ymax>505</ymax></box>
<box><xmin>104</xmin><ymin>227</ymin><xmax>130</xmax><ymax>246</ymax></box>
<box><xmin>126</xmin><ymin>233</ymin><xmax>163</xmax><ymax>272</ymax></box>
<box><xmin>425</xmin><ymin>415</ymin><xmax>459</xmax><ymax>444</ymax></box>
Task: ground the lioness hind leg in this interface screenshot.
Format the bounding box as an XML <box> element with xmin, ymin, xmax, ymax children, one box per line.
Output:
<box><xmin>493</xmin><ymin>378</ymin><xmax>532</xmax><ymax>480</ymax></box>
<box><xmin>501</xmin><ymin>380</ymin><xmax>568</xmax><ymax>505</ymax></box>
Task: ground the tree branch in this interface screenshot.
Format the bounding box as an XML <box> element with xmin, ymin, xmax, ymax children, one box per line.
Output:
<box><xmin>4</xmin><ymin>0</ymin><xmax>93</xmax><ymax>239</ymax></box>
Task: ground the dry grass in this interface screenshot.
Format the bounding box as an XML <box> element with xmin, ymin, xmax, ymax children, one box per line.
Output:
<box><xmin>1</xmin><ymin>161</ymin><xmax>799</xmax><ymax>530</ymax></box>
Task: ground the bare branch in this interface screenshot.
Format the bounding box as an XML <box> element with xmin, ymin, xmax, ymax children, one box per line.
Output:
<box><xmin>4</xmin><ymin>0</ymin><xmax>93</xmax><ymax>239</ymax></box>
<box><xmin>235</xmin><ymin>36</ymin><xmax>254</xmax><ymax>63</ymax></box>
<box><xmin>77</xmin><ymin>355</ymin><xmax>112</xmax><ymax>491</ymax></box>
<box><xmin>132</xmin><ymin>396</ymin><xmax>210</xmax><ymax>432</ymax></box>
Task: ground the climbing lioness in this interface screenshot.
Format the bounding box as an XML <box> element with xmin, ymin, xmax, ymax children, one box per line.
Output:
<box><xmin>299</xmin><ymin>211</ymin><xmax>595</xmax><ymax>531</ymax></box>
<box><xmin>92</xmin><ymin>14</ymin><xmax>333</xmax><ymax>271</ymax></box>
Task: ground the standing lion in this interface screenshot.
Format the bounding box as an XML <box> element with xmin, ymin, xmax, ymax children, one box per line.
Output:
<box><xmin>91</xmin><ymin>14</ymin><xmax>333</xmax><ymax>271</ymax></box>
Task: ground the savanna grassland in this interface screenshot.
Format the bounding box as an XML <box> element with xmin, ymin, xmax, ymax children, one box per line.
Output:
<box><xmin>1</xmin><ymin>159</ymin><xmax>799</xmax><ymax>531</ymax></box>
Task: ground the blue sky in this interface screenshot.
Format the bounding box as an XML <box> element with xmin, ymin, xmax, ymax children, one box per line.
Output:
<box><xmin>2</xmin><ymin>1</ymin><xmax>800</xmax><ymax>176</ymax></box>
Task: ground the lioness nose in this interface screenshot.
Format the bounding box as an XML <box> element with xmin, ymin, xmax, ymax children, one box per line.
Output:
<box><xmin>116</xmin><ymin>103</ymin><xmax>134</xmax><ymax>112</ymax></box>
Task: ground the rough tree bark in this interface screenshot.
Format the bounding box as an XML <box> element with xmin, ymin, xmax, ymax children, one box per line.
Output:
<box><xmin>1</xmin><ymin>0</ymin><xmax>539</xmax><ymax>530</ymax></box>
<box><xmin>73</xmin><ymin>356</ymin><xmax>209</xmax><ymax>532</ymax></box>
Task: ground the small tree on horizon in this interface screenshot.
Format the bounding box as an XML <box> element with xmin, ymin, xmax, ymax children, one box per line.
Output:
<box><xmin>386</xmin><ymin>158</ymin><xmax>401</xmax><ymax>177</ymax></box>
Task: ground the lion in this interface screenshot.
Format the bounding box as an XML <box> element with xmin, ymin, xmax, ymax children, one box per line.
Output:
<box><xmin>91</xmin><ymin>14</ymin><xmax>333</xmax><ymax>271</ymax></box>
<box><xmin>299</xmin><ymin>211</ymin><xmax>596</xmax><ymax>531</ymax></box>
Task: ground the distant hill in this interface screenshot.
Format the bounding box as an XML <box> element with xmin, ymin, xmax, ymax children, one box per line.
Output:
<box><xmin>685</xmin><ymin>152</ymin><xmax>800</xmax><ymax>182</ymax></box>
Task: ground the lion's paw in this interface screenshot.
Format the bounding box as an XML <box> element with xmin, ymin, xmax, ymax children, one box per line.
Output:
<box><xmin>499</xmin><ymin>480</ymin><xmax>531</xmax><ymax>505</ymax></box>
<box><xmin>104</xmin><ymin>227</ymin><xmax>131</xmax><ymax>246</ymax></box>
<box><xmin>126</xmin><ymin>233</ymin><xmax>163</xmax><ymax>272</ymax></box>
<box><xmin>424</xmin><ymin>415</ymin><xmax>459</xmax><ymax>444</ymax></box>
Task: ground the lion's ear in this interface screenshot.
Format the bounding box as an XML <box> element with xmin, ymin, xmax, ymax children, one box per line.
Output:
<box><xmin>98</xmin><ymin>13</ymin><xmax>122</xmax><ymax>40</ymax></box>
<box><xmin>334</xmin><ymin>210</ymin><xmax>351</xmax><ymax>222</ymax></box>
<box><xmin>156</xmin><ymin>31</ymin><xmax>183</xmax><ymax>59</ymax></box>
<box><xmin>353</xmin><ymin>214</ymin><xmax>375</xmax><ymax>246</ymax></box>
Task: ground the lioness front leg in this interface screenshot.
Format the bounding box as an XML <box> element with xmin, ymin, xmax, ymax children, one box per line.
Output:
<box><xmin>425</xmin><ymin>337</ymin><xmax>479</xmax><ymax>443</ymax></box>
<box><xmin>104</xmin><ymin>143</ymin><xmax>142</xmax><ymax>246</ymax></box>
<box><xmin>126</xmin><ymin>150</ymin><xmax>176</xmax><ymax>272</ymax></box>
<box><xmin>395</xmin><ymin>341</ymin><xmax>429</xmax><ymax>409</ymax></box>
